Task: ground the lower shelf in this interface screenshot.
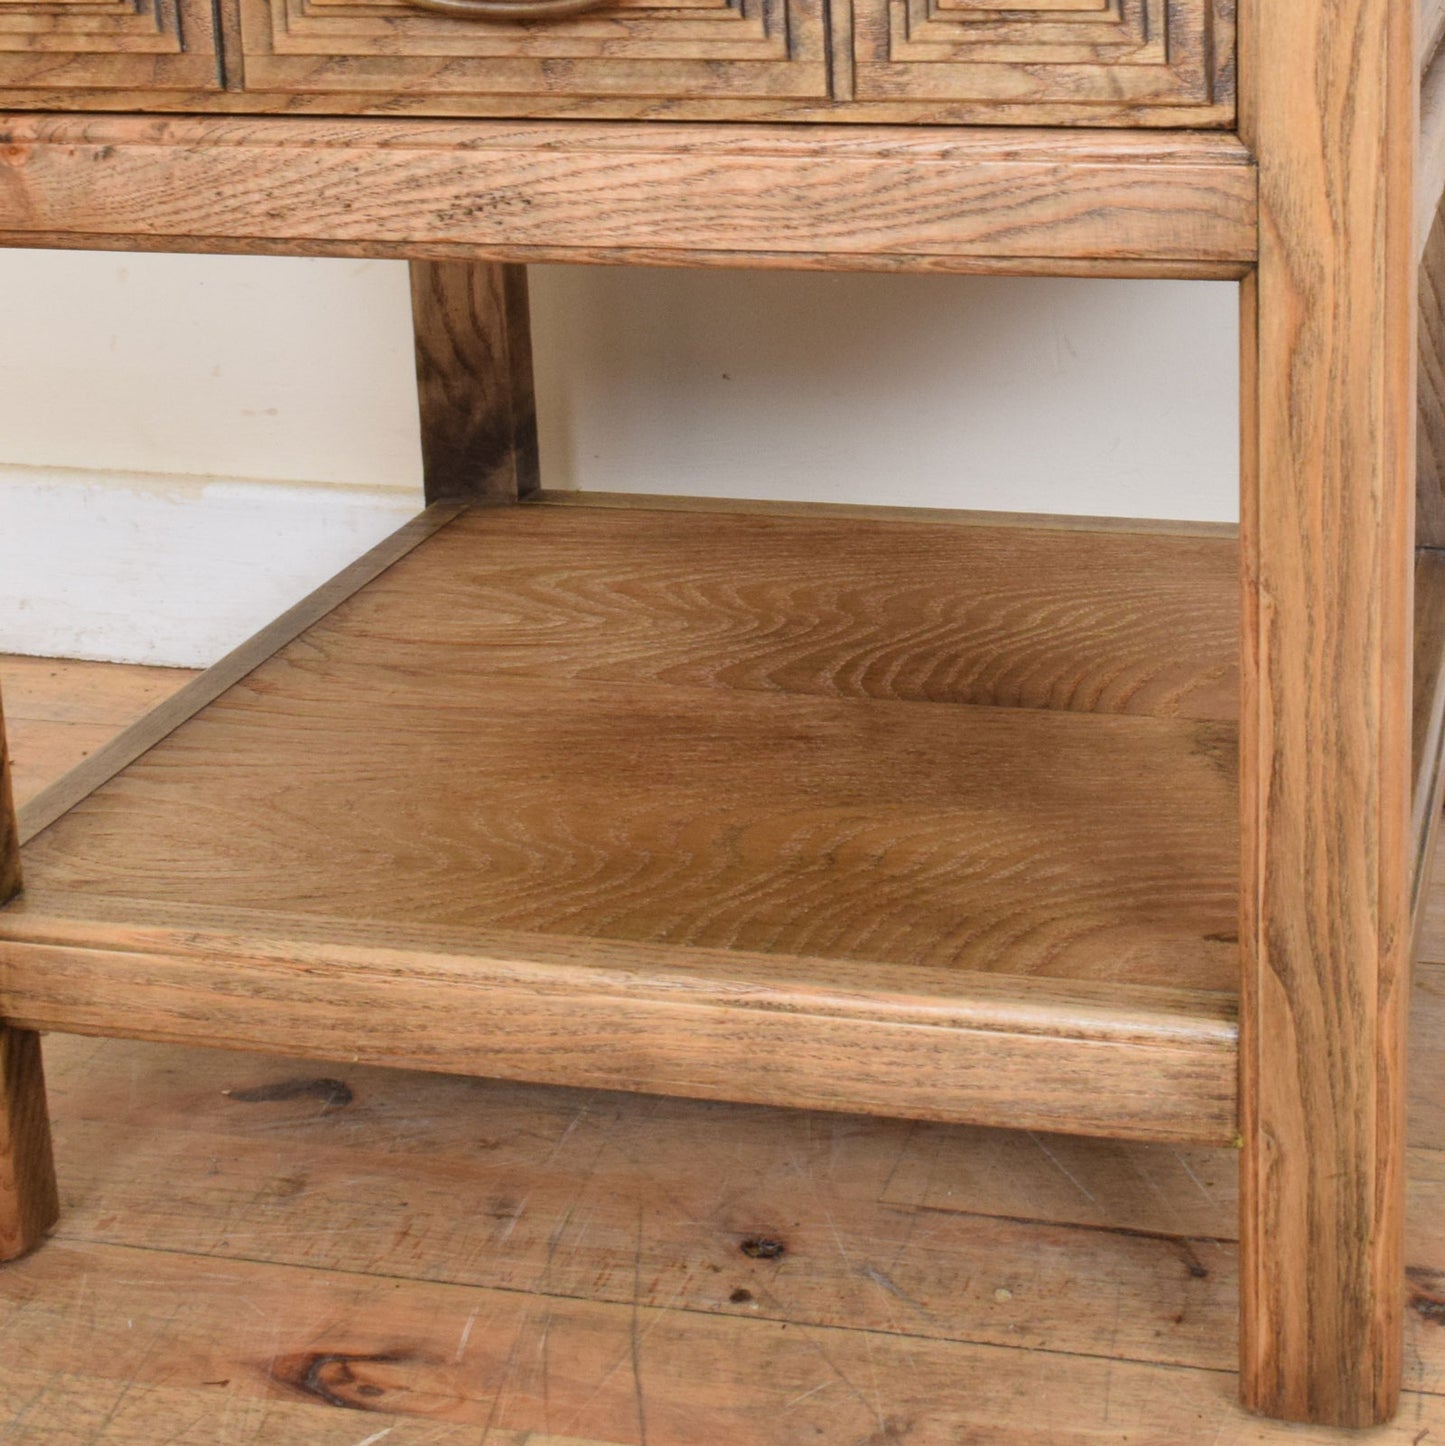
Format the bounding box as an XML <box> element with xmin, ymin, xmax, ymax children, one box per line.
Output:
<box><xmin>3</xmin><ymin>496</ymin><xmax>1256</xmax><ymax>1143</ymax></box>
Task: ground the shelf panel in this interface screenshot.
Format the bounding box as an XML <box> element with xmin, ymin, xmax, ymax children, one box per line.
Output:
<box><xmin>0</xmin><ymin>498</ymin><xmax>1242</xmax><ymax>1143</ymax></box>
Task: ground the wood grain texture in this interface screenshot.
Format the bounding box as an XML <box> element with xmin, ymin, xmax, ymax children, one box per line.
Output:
<box><xmin>0</xmin><ymin>655</ymin><xmax>198</xmax><ymax>729</ymax></box>
<box><xmin>0</xmin><ymin>502</ymin><xmax>1244</xmax><ymax>1145</ymax></box>
<box><xmin>15</xmin><ymin>504</ymin><xmax>455</xmax><ymax>845</ymax></box>
<box><xmin>0</xmin><ymin>0</ymin><xmax>218</xmax><ymax>97</ymax></box>
<box><xmin>0</xmin><ymin>230</ymin><xmax>1255</xmax><ymax>278</ymax></box>
<box><xmin>0</xmin><ymin>1024</ymin><xmax>57</xmax><ymax>1261</ymax></box>
<box><xmin>410</xmin><ymin>261</ymin><xmax>539</xmax><ymax>505</ymax></box>
<box><xmin>1238</xmin><ymin>0</ymin><xmax>1418</xmax><ymax>1423</ymax></box>
<box><xmin>0</xmin><ymin>115</ymin><xmax>1258</xmax><ymax>268</ymax></box>
<box><xmin>218</xmin><ymin>0</ymin><xmax>1231</xmax><ymax>127</ymax></box>
<box><xmin>15</xmin><ymin>504</ymin><xmax>1241</xmax><ymax>991</ymax></box>
<box><xmin>307</xmin><ymin>503</ymin><xmax>1242</xmax><ymax>718</ymax></box>
<box><xmin>17</xmin><ymin>1028</ymin><xmax>1444</xmax><ymax>1388</ymax></box>
<box><xmin>0</xmin><ymin>902</ymin><xmax>1238</xmax><ymax>1143</ymax></box>
<box><xmin>0</xmin><ymin>684</ymin><xmax>59</xmax><ymax>1262</ymax></box>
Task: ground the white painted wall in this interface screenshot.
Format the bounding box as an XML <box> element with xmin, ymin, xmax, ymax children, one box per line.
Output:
<box><xmin>0</xmin><ymin>249</ymin><xmax>1239</xmax><ymax>666</ymax></box>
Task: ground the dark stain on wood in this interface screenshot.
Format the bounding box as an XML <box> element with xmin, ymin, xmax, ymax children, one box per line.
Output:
<box><xmin>739</xmin><ymin>1236</ymin><xmax>787</xmax><ymax>1260</ymax></box>
<box><xmin>225</xmin><ymin>1078</ymin><xmax>354</xmax><ymax>1110</ymax></box>
<box><xmin>269</xmin><ymin>1350</ymin><xmax>413</xmax><ymax>1410</ymax></box>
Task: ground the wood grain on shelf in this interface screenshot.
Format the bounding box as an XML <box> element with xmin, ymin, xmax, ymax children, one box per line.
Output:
<box><xmin>1238</xmin><ymin>0</ymin><xmax>1418</xmax><ymax>1422</ymax></box>
<box><xmin>410</xmin><ymin>261</ymin><xmax>539</xmax><ymax>505</ymax></box>
<box><xmin>0</xmin><ymin>116</ymin><xmax>1258</xmax><ymax>268</ymax></box>
<box><xmin>14</xmin><ymin>504</ymin><xmax>451</xmax><ymax>845</ymax></box>
<box><xmin>15</xmin><ymin>507</ymin><xmax>1241</xmax><ymax>991</ymax></box>
<box><xmin>1</xmin><ymin>504</ymin><xmax>1243</xmax><ymax>1145</ymax></box>
<box><xmin>531</xmin><ymin>487</ymin><xmax>1242</xmax><ymax>537</ymax></box>
<box><xmin>310</xmin><ymin>503</ymin><xmax>1242</xmax><ymax>718</ymax></box>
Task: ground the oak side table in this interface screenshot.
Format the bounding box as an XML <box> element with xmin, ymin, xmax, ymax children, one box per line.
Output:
<box><xmin>0</xmin><ymin>0</ymin><xmax>1436</xmax><ymax>1427</ymax></box>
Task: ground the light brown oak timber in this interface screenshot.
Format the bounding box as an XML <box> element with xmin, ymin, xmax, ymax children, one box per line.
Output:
<box><xmin>7</xmin><ymin>1238</ymin><xmax>1445</xmax><ymax>1441</ymax></box>
<box><xmin>23</xmin><ymin>1032</ymin><xmax>1445</xmax><ymax>1391</ymax></box>
<box><xmin>0</xmin><ymin>905</ymin><xmax>1238</xmax><ymax>1144</ymax></box>
<box><xmin>0</xmin><ymin>655</ymin><xmax>199</xmax><ymax>732</ymax></box>
<box><xmin>0</xmin><ymin>117</ymin><xmax>1258</xmax><ymax>267</ymax></box>
<box><xmin>306</xmin><ymin>502</ymin><xmax>1242</xmax><ymax>717</ymax></box>
<box><xmin>0</xmin><ymin>0</ymin><xmax>219</xmax><ymax>99</ymax></box>
<box><xmin>0</xmin><ymin>229</ymin><xmax>1256</xmax><ymax>279</ymax></box>
<box><xmin>14</xmin><ymin>672</ymin><xmax>1445</xmax><ymax>1437</ymax></box>
<box><xmin>14</xmin><ymin>504</ymin><xmax>457</xmax><ymax>846</ymax></box>
<box><xmin>1238</xmin><ymin>0</ymin><xmax>1418</xmax><ymax>1424</ymax></box>
<box><xmin>0</xmin><ymin>686</ymin><xmax>58</xmax><ymax>1262</ymax></box>
<box><xmin>531</xmin><ymin>487</ymin><xmax>1242</xmax><ymax>537</ymax></box>
<box><xmin>221</xmin><ymin>0</ymin><xmax>1231</xmax><ymax>128</ymax></box>
<box><xmin>410</xmin><ymin>261</ymin><xmax>539</xmax><ymax>504</ymax></box>
<box><xmin>1</xmin><ymin>503</ymin><xmax>1244</xmax><ymax>1146</ymax></box>
<box><xmin>0</xmin><ymin>1023</ymin><xmax>57</xmax><ymax>1262</ymax></box>
<box><xmin>0</xmin><ymin>694</ymin><xmax>55</xmax><ymax>1263</ymax></box>
<box><xmin>13</xmin><ymin>505</ymin><xmax>1241</xmax><ymax>991</ymax></box>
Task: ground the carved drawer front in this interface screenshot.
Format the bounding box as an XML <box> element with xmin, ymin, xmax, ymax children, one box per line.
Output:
<box><xmin>846</xmin><ymin>0</ymin><xmax>1234</xmax><ymax>125</ymax></box>
<box><xmin>0</xmin><ymin>0</ymin><xmax>218</xmax><ymax>96</ymax></box>
<box><xmin>237</xmin><ymin>0</ymin><xmax>828</xmax><ymax>113</ymax></box>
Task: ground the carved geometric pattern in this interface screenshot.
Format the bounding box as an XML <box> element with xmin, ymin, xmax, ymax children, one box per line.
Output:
<box><xmin>0</xmin><ymin>0</ymin><xmax>218</xmax><ymax>89</ymax></box>
<box><xmin>853</xmin><ymin>0</ymin><xmax>1231</xmax><ymax>114</ymax></box>
<box><xmin>241</xmin><ymin>0</ymin><xmax>829</xmax><ymax>102</ymax></box>
<box><xmin>0</xmin><ymin>0</ymin><xmax>172</xmax><ymax>47</ymax></box>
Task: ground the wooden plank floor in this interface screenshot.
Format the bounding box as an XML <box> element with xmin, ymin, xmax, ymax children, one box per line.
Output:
<box><xmin>3</xmin><ymin>654</ymin><xmax>1445</xmax><ymax>1444</ymax></box>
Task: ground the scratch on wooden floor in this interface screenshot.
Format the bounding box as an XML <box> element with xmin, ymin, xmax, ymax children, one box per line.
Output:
<box><xmin>352</xmin><ymin>1429</ymin><xmax>394</xmax><ymax>1446</ymax></box>
<box><xmin>1027</xmin><ymin>1132</ymin><xmax>1100</xmax><ymax>1206</ymax></box>
<box><xmin>1173</xmin><ymin>1150</ymin><xmax>1218</xmax><ymax>1204</ymax></box>
<box><xmin>455</xmin><ymin>1305</ymin><xmax>480</xmax><ymax>1362</ymax></box>
<box><xmin>858</xmin><ymin>1264</ymin><xmax>932</xmax><ymax>1323</ymax></box>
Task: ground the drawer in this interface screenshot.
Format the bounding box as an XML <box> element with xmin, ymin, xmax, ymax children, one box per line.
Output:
<box><xmin>235</xmin><ymin>0</ymin><xmax>830</xmax><ymax>113</ymax></box>
<box><xmin>232</xmin><ymin>0</ymin><xmax>1228</xmax><ymax>122</ymax></box>
<box><xmin>846</xmin><ymin>0</ymin><xmax>1235</xmax><ymax>124</ymax></box>
<box><xmin>0</xmin><ymin>0</ymin><xmax>218</xmax><ymax>95</ymax></box>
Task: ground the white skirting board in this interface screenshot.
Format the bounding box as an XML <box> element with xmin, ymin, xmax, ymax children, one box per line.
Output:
<box><xmin>0</xmin><ymin>465</ymin><xmax>421</xmax><ymax>668</ymax></box>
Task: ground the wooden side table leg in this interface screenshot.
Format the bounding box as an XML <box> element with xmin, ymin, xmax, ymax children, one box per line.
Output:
<box><xmin>0</xmin><ymin>693</ymin><xmax>59</xmax><ymax>1262</ymax></box>
<box><xmin>410</xmin><ymin>260</ymin><xmax>540</xmax><ymax>505</ymax></box>
<box><xmin>1238</xmin><ymin>0</ymin><xmax>1416</xmax><ymax>1425</ymax></box>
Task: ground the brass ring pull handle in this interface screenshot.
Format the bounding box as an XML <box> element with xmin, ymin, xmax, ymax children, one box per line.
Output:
<box><xmin>404</xmin><ymin>0</ymin><xmax>609</xmax><ymax>19</ymax></box>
